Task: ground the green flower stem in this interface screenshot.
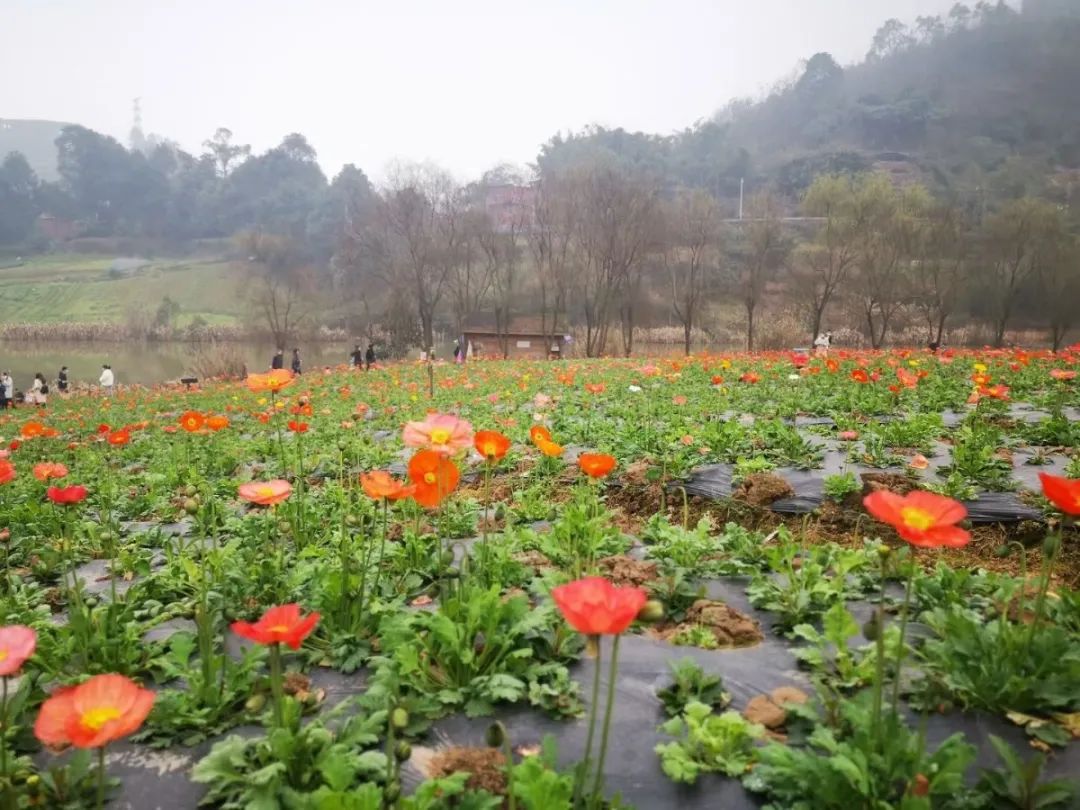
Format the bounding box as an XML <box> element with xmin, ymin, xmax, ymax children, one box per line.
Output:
<box><xmin>503</xmin><ymin>737</ymin><xmax>517</xmax><ymax>810</ymax></box>
<box><xmin>1</xmin><ymin>677</ymin><xmax>9</xmax><ymax>809</ymax></box>
<box><xmin>1025</xmin><ymin>529</ymin><xmax>1062</xmax><ymax>653</ymax></box>
<box><xmin>590</xmin><ymin>634</ymin><xmax>622</xmax><ymax>808</ymax></box>
<box><xmin>573</xmin><ymin>636</ymin><xmax>603</xmax><ymax>809</ymax></box>
<box><xmin>871</xmin><ymin>550</ymin><xmax>888</xmax><ymax>749</ymax></box>
<box><xmin>891</xmin><ymin>564</ymin><xmax>916</xmax><ymax>713</ymax></box>
<box><xmin>268</xmin><ymin>642</ymin><xmax>285</xmax><ymax>729</ymax></box>
<box><xmin>96</xmin><ymin>746</ymin><xmax>106</xmax><ymax>810</ymax></box>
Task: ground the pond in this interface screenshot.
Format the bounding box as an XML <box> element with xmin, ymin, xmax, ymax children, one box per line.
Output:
<box><xmin>0</xmin><ymin>340</ymin><xmax>360</xmax><ymax>388</ymax></box>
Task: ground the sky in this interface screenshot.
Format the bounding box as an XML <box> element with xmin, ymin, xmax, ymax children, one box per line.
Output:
<box><xmin>1</xmin><ymin>0</ymin><xmax>961</xmax><ymax>183</ymax></box>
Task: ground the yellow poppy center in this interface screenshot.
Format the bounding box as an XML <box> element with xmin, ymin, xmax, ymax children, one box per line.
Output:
<box><xmin>482</xmin><ymin>442</ymin><xmax>496</xmax><ymax>457</ymax></box>
<box><xmin>256</xmin><ymin>486</ymin><xmax>276</xmax><ymax>498</ymax></box>
<box><xmin>424</xmin><ymin>472</ymin><xmax>437</xmax><ymax>485</ymax></box>
<box><xmin>81</xmin><ymin>706</ymin><xmax>122</xmax><ymax>731</ymax></box>
<box><xmin>900</xmin><ymin>506</ymin><xmax>934</xmax><ymax>532</ymax></box>
<box><xmin>429</xmin><ymin>427</ymin><xmax>451</xmax><ymax>445</ymax></box>
<box><xmin>0</xmin><ymin>650</ymin><xmax>8</xmax><ymax>662</ymax></box>
<box><xmin>269</xmin><ymin>625</ymin><xmax>290</xmax><ymax>633</ymax></box>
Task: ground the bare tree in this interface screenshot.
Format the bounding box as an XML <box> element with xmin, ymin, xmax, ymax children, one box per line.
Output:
<box><xmin>665</xmin><ymin>190</ymin><xmax>722</xmax><ymax>355</ymax></box>
<box><xmin>202</xmin><ymin>127</ymin><xmax>250</xmax><ymax>177</ymax></box>
<box><xmin>1036</xmin><ymin>231</ymin><xmax>1079</xmax><ymax>351</ymax></box>
<box><xmin>797</xmin><ymin>175</ymin><xmax>859</xmax><ymax>341</ymax></box>
<box><xmin>912</xmin><ymin>203</ymin><xmax>969</xmax><ymax>344</ymax></box>
<box><xmin>734</xmin><ymin>192</ymin><xmax>787</xmax><ymax>350</ymax></box>
<box><xmin>239</xmin><ymin>230</ymin><xmax>311</xmax><ymax>348</ymax></box>
<box><xmin>446</xmin><ymin>208</ymin><xmax>494</xmax><ymax>336</ymax></box>
<box><xmin>981</xmin><ymin>197</ymin><xmax>1063</xmax><ymax>347</ymax></box>
<box><xmin>529</xmin><ymin>175</ymin><xmax>576</xmax><ymax>352</ymax></box>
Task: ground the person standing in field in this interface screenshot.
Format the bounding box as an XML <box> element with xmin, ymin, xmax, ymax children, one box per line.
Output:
<box><xmin>350</xmin><ymin>344</ymin><xmax>363</xmax><ymax>368</ymax></box>
<box><xmin>57</xmin><ymin>366</ymin><xmax>69</xmax><ymax>395</ymax></box>
<box><xmin>291</xmin><ymin>348</ymin><xmax>302</xmax><ymax>375</ymax></box>
<box><xmin>1</xmin><ymin>372</ymin><xmax>12</xmax><ymax>408</ymax></box>
<box><xmin>365</xmin><ymin>343</ymin><xmax>376</xmax><ymax>370</ymax></box>
<box><xmin>813</xmin><ymin>331</ymin><xmax>832</xmax><ymax>357</ymax></box>
<box><xmin>271</xmin><ymin>348</ymin><xmax>284</xmax><ymax>370</ymax></box>
<box><xmin>31</xmin><ymin>372</ymin><xmax>48</xmax><ymax>407</ymax></box>
<box><xmin>453</xmin><ymin>339</ymin><xmax>464</xmax><ymax>364</ymax></box>
<box><xmin>99</xmin><ymin>364</ymin><xmax>115</xmax><ymax>396</ymax></box>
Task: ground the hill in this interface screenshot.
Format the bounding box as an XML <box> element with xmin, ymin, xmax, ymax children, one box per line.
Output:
<box><xmin>0</xmin><ymin>119</ymin><xmax>71</xmax><ymax>180</ymax></box>
<box><xmin>538</xmin><ymin>1</ymin><xmax>1080</xmax><ymax>203</ymax></box>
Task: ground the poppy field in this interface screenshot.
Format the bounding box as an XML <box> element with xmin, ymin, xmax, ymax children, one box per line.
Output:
<box><xmin>0</xmin><ymin>348</ymin><xmax>1078</xmax><ymax>809</ymax></box>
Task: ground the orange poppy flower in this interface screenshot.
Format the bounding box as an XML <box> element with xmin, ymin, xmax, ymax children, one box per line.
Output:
<box><xmin>474</xmin><ymin>430</ymin><xmax>511</xmax><ymax>461</ymax></box>
<box><xmin>578</xmin><ymin>453</ymin><xmax>617</xmax><ymax>479</ymax></box>
<box><xmin>19</xmin><ymin>422</ymin><xmax>45</xmax><ymax>439</ymax></box>
<box><xmin>551</xmin><ymin>577</ymin><xmax>647</xmax><ymax>635</ymax></box>
<box><xmin>739</xmin><ymin>372</ymin><xmax>760</xmax><ymax>384</ymax></box>
<box><xmin>408</xmin><ymin>450</ymin><xmax>460</xmax><ymax>509</ymax></box>
<box><xmin>0</xmin><ymin>461</ymin><xmax>16</xmax><ymax>485</ymax></box>
<box><xmin>246</xmin><ymin>369</ymin><xmax>295</xmax><ymax>393</ymax></box>
<box><xmin>360</xmin><ymin>471</ymin><xmax>416</xmax><ymax>501</ymax></box>
<box><xmin>107</xmin><ymin>429</ymin><xmax>130</xmax><ymax>446</ymax></box>
<box><xmin>537</xmin><ymin>438</ymin><xmax>565</xmax><ymax>457</ymax></box>
<box><xmin>529</xmin><ymin>425</ymin><xmax>553</xmax><ymax>446</ymax></box>
<box><xmin>850</xmin><ymin>369</ymin><xmax>870</xmax><ymax>383</ymax></box>
<box><xmin>287</xmin><ymin>420</ymin><xmax>309</xmax><ymax>433</ymax></box>
<box><xmin>206</xmin><ymin>415</ymin><xmax>229</xmax><ymax>431</ymax></box>
<box><xmin>34</xmin><ymin>673</ymin><xmax>154</xmax><ymax>749</ymax></box>
<box><xmin>231</xmin><ymin>603</ymin><xmax>320</xmax><ymax>650</ymax></box>
<box><xmin>179</xmin><ymin>411</ymin><xmax>205</xmax><ymax>433</ymax></box>
<box><xmin>237</xmin><ymin>480</ymin><xmax>292</xmax><ymax>506</ymax></box>
<box><xmin>585</xmin><ymin>383</ymin><xmax>606</xmax><ymax>395</ymax></box>
<box><xmin>710</xmin><ymin>375</ymin><xmax>724</xmax><ymax>385</ymax></box>
<box><xmin>32</xmin><ymin>462</ymin><xmax>68</xmax><ymax>482</ymax></box>
<box><xmin>1038</xmin><ymin>472</ymin><xmax>1080</xmax><ymax>516</ymax></box>
<box><xmin>1050</xmin><ymin>369</ymin><xmax>1076</xmax><ymax>381</ymax></box>
<box><xmin>862</xmin><ymin>490</ymin><xmax>970</xmax><ymax>548</ymax></box>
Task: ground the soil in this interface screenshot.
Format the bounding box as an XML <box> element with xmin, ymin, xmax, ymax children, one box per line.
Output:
<box><xmin>426</xmin><ymin>746</ymin><xmax>507</xmax><ymax>795</ymax></box>
<box><xmin>860</xmin><ymin>472</ymin><xmax>917</xmax><ymax>495</ymax></box>
<box><xmin>605</xmin><ymin>481</ymin><xmax>667</xmax><ymax>532</ymax></box>
<box><xmin>597</xmin><ymin>555</ymin><xmax>659</xmax><ymax>588</ymax></box>
<box><xmin>732</xmin><ymin>473</ymin><xmax>794</xmax><ymax>507</ymax></box>
<box><xmin>655</xmin><ymin>599</ymin><xmax>764</xmax><ymax>648</ymax></box>
<box><xmin>513</xmin><ymin>550</ymin><xmax>556</xmax><ymax>576</ymax></box>
<box><xmin>743</xmin><ymin>686</ymin><xmax>810</xmax><ymax>730</ymax></box>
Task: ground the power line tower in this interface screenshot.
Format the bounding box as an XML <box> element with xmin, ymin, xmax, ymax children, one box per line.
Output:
<box><xmin>129</xmin><ymin>97</ymin><xmax>147</xmax><ymax>152</ymax></box>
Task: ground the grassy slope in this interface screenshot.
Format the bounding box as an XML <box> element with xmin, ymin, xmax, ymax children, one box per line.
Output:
<box><xmin>0</xmin><ymin>255</ymin><xmax>249</xmax><ymax>326</ymax></box>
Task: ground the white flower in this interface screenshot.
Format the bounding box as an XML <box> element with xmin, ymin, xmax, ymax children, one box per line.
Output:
<box><xmin>628</xmin><ymin>385</ymin><xmax>643</xmax><ymax>393</ymax></box>
<box><xmin>788</xmin><ymin>374</ymin><xmax>801</xmax><ymax>381</ymax></box>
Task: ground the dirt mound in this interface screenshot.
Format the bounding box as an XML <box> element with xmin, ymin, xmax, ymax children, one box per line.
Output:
<box><xmin>597</xmin><ymin>555</ymin><xmax>658</xmax><ymax>588</ymax></box>
<box><xmin>733</xmin><ymin>473</ymin><xmax>794</xmax><ymax>507</ymax></box>
<box><xmin>657</xmin><ymin>599</ymin><xmax>764</xmax><ymax>648</ymax></box>
<box><xmin>513</xmin><ymin>550</ymin><xmax>555</xmax><ymax>575</ymax></box>
<box><xmin>861</xmin><ymin>472</ymin><xmax>917</xmax><ymax>496</ymax></box>
<box><xmin>427</xmin><ymin>746</ymin><xmax>506</xmax><ymax>794</ymax></box>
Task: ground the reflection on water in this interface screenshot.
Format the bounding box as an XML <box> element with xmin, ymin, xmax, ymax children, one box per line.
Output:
<box><xmin>0</xmin><ymin>340</ymin><xmax>357</xmax><ymax>388</ymax></box>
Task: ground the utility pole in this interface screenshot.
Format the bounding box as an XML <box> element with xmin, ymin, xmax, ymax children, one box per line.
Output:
<box><xmin>738</xmin><ymin>178</ymin><xmax>744</xmax><ymax>220</ymax></box>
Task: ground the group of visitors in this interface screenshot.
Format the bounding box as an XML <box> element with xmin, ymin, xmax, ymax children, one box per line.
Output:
<box><xmin>0</xmin><ymin>364</ymin><xmax>115</xmax><ymax>408</ymax></box>
<box><xmin>350</xmin><ymin>343</ymin><xmax>376</xmax><ymax>370</ymax></box>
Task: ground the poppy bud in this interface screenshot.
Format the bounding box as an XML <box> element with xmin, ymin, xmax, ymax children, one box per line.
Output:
<box><xmin>384</xmin><ymin>782</ymin><xmax>401</xmax><ymax>802</ymax></box>
<box><xmin>394</xmin><ymin>741</ymin><xmax>412</xmax><ymax>761</ymax></box>
<box><xmin>245</xmin><ymin>694</ymin><xmax>266</xmax><ymax>713</ymax></box>
<box><xmin>862</xmin><ymin>614</ymin><xmax>882</xmax><ymax>641</ymax></box>
<box><xmin>486</xmin><ymin>721</ymin><xmax>507</xmax><ymax>748</ymax></box>
<box><xmin>445</xmin><ymin>567</ymin><xmax>460</xmax><ymax>579</ymax></box>
<box><xmin>277</xmin><ymin>520</ymin><xmax>292</xmax><ymax>535</ymax></box>
<box><xmin>1043</xmin><ymin>532</ymin><xmax>1061</xmax><ymax>558</ymax></box>
<box><xmin>183</xmin><ymin>484</ymin><xmax>198</xmax><ymax>497</ymax></box>
<box><xmin>441</xmin><ymin>550</ymin><xmax>455</xmax><ymax>567</ymax></box>
<box><xmin>391</xmin><ymin>707</ymin><xmax>409</xmax><ymax>730</ymax></box>
<box><xmin>345</xmin><ymin>514</ymin><xmax>361</xmax><ymax>527</ymax></box>
<box><xmin>911</xmin><ymin>773</ymin><xmax>930</xmax><ymax>797</ymax></box>
<box><xmin>337</xmin><ymin>440</ymin><xmax>348</xmax><ymax>452</ymax></box>
<box><xmin>876</xmin><ymin>544</ymin><xmax>892</xmax><ymax>559</ymax></box>
<box><xmin>636</xmin><ymin>600</ymin><xmax>665</xmax><ymax>623</ymax></box>
<box><xmin>183</xmin><ymin>498</ymin><xmax>199</xmax><ymax>515</ymax></box>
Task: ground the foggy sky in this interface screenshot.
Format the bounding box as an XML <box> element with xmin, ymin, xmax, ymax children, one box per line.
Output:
<box><xmin>2</xmin><ymin>0</ymin><xmax>960</xmax><ymax>183</ymax></box>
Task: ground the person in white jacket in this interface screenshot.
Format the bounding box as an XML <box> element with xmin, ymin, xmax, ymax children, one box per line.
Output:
<box><xmin>99</xmin><ymin>364</ymin><xmax>115</xmax><ymax>396</ymax></box>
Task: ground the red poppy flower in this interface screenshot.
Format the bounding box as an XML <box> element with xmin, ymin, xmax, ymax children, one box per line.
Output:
<box><xmin>96</xmin><ymin>424</ymin><xmax>112</xmax><ymax>435</ymax></box>
<box><xmin>896</xmin><ymin>368</ymin><xmax>919</xmax><ymax>388</ymax></box>
<box><xmin>33</xmin><ymin>462</ymin><xmax>68</xmax><ymax>482</ymax></box>
<box><xmin>710</xmin><ymin>375</ymin><xmax>724</xmax><ymax>385</ymax></box>
<box><xmin>474</xmin><ymin>430</ymin><xmax>511</xmax><ymax>461</ymax></box>
<box><xmin>179</xmin><ymin>411</ymin><xmax>205</xmax><ymax>433</ymax></box>
<box><xmin>238</xmin><ymin>480</ymin><xmax>292</xmax><ymax>506</ymax></box>
<box><xmin>578</xmin><ymin>453</ymin><xmax>617</xmax><ymax>479</ymax></box>
<box><xmin>34</xmin><ymin>674</ymin><xmax>154</xmax><ymax>749</ymax></box>
<box><xmin>287</xmin><ymin>420</ymin><xmax>309</xmax><ymax>433</ymax></box>
<box><xmin>0</xmin><ymin>625</ymin><xmax>36</xmax><ymax>676</ymax></box>
<box><xmin>1038</xmin><ymin>473</ymin><xmax>1080</xmax><ymax>516</ymax></box>
<box><xmin>408</xmin><ymin>450</ymin><xmax>460</xmax><ymax>509</ymax></box>
<box><xmin>231</xmin><ymin>604</ymin><xmax>320</xmax><ymax>650</ymax></box>
<box><xmin>360</xmin><ymin>471</ymin><xmax>415</xmax><ymax>501</ymax></box>
<box><xmin>47</xmin><ymin>485</ymin><xmax>88</xmax><ymax>505</ymax></box>
<box><xmin>740</xmin><ymin>372</ymin><xmax>760</xmax><ymax>384</ymax></box>
<box><xmin>863</xmin><ymin>490</ymin><xmax>970</xmax><ymax>548</ymax></box>
<box><xmin>551</xmin><ymin>577</ymin><xmax>647</xmax><ymax>635</ymax></box>
<box><xmin>0</xmin><ymin>461</ymin><xmax>15</xmax><ymax>485</ymax></box>
<box><xmin>979</xmin><ymin>384</ymin><xmax>1009</xmax><ymax>400</ymax></box>
<box><xmin>850</xmin><ymin>369</ymin><xmax>870</xmax><ymax>383</ymax></box>
<box><xmin>107</xmin><ymin>429</ymin><xmax>130</xmax><ymax>446</ymax></box>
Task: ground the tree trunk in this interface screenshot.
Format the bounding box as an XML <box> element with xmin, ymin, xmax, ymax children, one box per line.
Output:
<box><xmin>746</xmin><ymin>303</ymin><xmax>756</xmax><ymax>351</ymax></box>
<box><xmin>935</xmin><ymin>313</ymin><xmax>947</xmax><ymax>345</ymax></box>
<box><xmin>684</xmin><ymin>321</ymin><xmax>691</xmax><ymax>356</ymax></box>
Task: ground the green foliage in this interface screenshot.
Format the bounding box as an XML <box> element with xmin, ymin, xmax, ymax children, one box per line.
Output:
<box><xmin>655</xmin><ymin>702</ymin><xmax>764</xmax><ymax>783</ymax></box>
<box><xmin>743</xmin><ymin>697</ymin><xmax>979</xmax><ymax>809</ymax></box>
<box><xmin>822</xmin><ymin>472</ymin><xmax>860</xmax><ymax>502</ymax></box>
<box><xmin>975</xmin><ymin>735</ymin><xmax>1078</xmax><ymax>810</ymax></box>
<box><xmin>655</xmin><ymin>658</ymin><xmax>731</xmax><ymax>717</ymax></box>
<box><xmin>793</xmin><ymin>602</ymin><xmax>899</xmax><ymax>690</ymax></box>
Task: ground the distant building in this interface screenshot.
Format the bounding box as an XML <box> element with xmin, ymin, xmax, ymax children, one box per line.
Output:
<box><xmin>462</xmin><ymin>314</ymin><xmax>567</xmax><ymax>360</ymax></box>
<box><xmin>872</xmin><ymin>152</ymin><xmax>922</xmax><ymax>187</ymax></box>
<box><xmin>35</xmin><ymin>214</ymin><xmax>80</xmax><ymax>242</ymax></box>
<box><xmin>483</xmin><ymin>184</ymin><xmax>537</xmax><ymax>234</ymax></box>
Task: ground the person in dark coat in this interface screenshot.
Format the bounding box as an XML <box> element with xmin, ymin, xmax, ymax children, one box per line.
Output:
<box><xmin>350</xmin><ymin>344</ymin><xmax>363</xmax><ymax>367</ymax></box>
<box><xmin>365</xmin><ymin>343</ymin><xmax>376</xmax><ymax>370</ymax></box>
<box><xmin>291</xmin><ymin>348</ymin><xmax>302</xmax><ymax>375</ymax></box>
<box><xmin>57</xmin><ymin>366</ymin><xmax>69</xmax><ymax>394</ymax></box>
<box><xmin>271</xmin><ymin>348</ymin><xmax>284</xmax><ymax>370</ymax></box>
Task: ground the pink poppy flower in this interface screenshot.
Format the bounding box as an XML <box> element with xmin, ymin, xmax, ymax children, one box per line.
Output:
<box><xmin>402</xmin><ymin>413</ymin><xmax>474</xmax><ymax>456</ymax></box>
